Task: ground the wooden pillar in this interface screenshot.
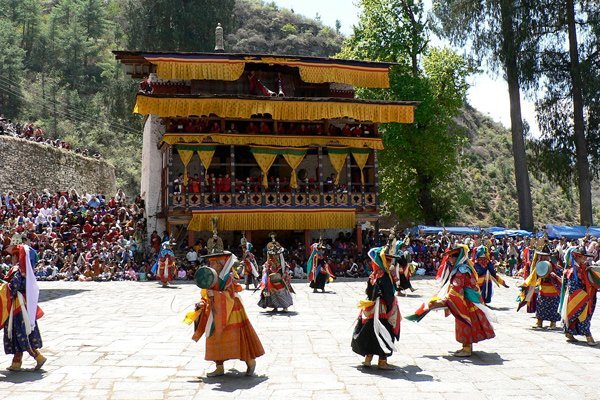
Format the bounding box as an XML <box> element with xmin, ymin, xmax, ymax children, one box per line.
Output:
<box><xmin>167</xmin><ymin>146</ymin><xmax>173</xmax><ymax>196</ymax></box>
<box><xmin>304</xmin><ymin>229</ymin><xmax>312</xmax><ymax>256</ymax></box>
<box><xmin>346</xmin><ymin>153</ymin><xmax>352</xmax><ymax>206</ymax></box>
<box><xmin>230</xmin><ymin>144</ymin><xmax>236</xmax><ymax>205</ymax></box>
<box><xmin>356</xmin><ymin>223</ymin><xmax>363</xmax><ymax>254</ymax></box>
<box><xmin>199</xmin><ymin>162</ymin><xmax>205</xmax><ymax>207</ymax></box>
<box><xmin>317</xmin><ymin>147</ymin><xmax>324</xmax><ymax>206</ymax></box>
<box><xmin>187</xmin><ymin>229</ymin><xmax>194</xmax><ymax>247</ymax></box>
<box><xmin>373</xmin><ymin>149</ymin><xmax>379</xmax><ymax>205</ymax></box>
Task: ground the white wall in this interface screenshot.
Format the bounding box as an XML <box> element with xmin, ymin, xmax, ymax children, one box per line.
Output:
<box><xmin>141</xmin><ymin>115</ymin><xmax>166</xmax><ymax>242</ymax></box>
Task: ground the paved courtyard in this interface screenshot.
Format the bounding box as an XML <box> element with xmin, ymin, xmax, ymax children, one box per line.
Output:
<box><xmin>1</xmin><ymin>275</ymin><xmax>599</xmax><ymax>400</ymax></box>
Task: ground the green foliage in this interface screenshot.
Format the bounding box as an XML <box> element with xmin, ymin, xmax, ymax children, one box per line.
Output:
<box><xmin>341</xmin><ymin>0</ymin><xmax>473</xmax><ymax>225</ymax></box>
<box><xmin>0</xmin><ymin>20</ymin><xmax>25</xmax><ymax>118</ymax></box>
<box><xmin>225</xmin><ymin>0</ymin><xmax>343</xmax><ymax>56</ymax></box>
<box><xmin>123</xmin><ymin>0</ymin><xmax>236</xmax><ymax>52</ymax></box>
<box><xmin>281</xmin><ymin>23</ymin><xmax>298</xmax><ymax>35</ymax></box>
<box><xmin>526</xmin><ymin>0</ymin><xmax>599</xmax><ymax>192</ymax></box>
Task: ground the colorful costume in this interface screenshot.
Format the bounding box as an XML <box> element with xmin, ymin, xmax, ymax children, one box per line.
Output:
<box><xmin>185</xmin><ymin>251</ymin><xmax>265</xmax><ymax>377</ymax></box>
<box><xmin>258</xmin><ymin>235</ymin><xmax>294</xmax><ymax>312</ymax></box>
<box><xmin>559</xmin><ymin>247</ymin><xmax>597</xmax><ymax>345</ymax></box>
<box><xmin>240</xmin><ymin>237</ymin><xmax>259</xmax><ymax>290</ymax></box>
<box><xmin>517</xmin><ymin>251</ymin><xmax>562</xmax><ymax>329</ymax></box>
<box><xmin>473</xmin><ymin>245</ymin><xmax>508</xmax><ymax>304</ymax></box>
<box><xmin>351</xmin><ymin>246</ymin><xmax>401</xmax><ymax>369</ymax></box>
<box><xmin>307</xmin><ymin>240</ymin><xmax>334</xmax><ymax>293</ymax></box>
<box><xmin>393</xmin><ymin>239</ymin><xmax>416</xmax><ymax>295</ymax></box>
<box><xmin>407</xmin><ymin>245</ymin><xmax>495</xmax><ymax>357</ymax></box>
<box><xmin>154</xmin><ymin>241</ymin><xmax>176</xmax><ymax>287</ymax></box>
<box><xmin>2</xmin><ymin>244</ymin><xmax>46</xmax><ymax>371</ymax></box>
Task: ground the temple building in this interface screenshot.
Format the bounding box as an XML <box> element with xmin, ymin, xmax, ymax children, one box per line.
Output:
<box><xmin>114</xmin><ymin>41</ymin><xmax>416</xmax><ymax>251</ymax></box>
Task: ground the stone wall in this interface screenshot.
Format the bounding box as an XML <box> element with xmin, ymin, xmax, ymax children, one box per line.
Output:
<box><xmin>0</xmin><ymin>135</ymin><xmax>116</xmax><ymax>195</ymax></box>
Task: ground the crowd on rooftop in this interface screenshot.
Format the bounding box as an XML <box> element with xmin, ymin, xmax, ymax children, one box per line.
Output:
<box><xmin>0</xmin><ymin>114</ymin><xmax>102</xmax><ymax>159</ymax></box>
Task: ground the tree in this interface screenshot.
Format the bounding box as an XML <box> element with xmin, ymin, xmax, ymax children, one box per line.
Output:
<box><xmin>528</xmin><ymin>0</ymin><xmax>598</xmax><ymax>226</ymax></box>
<box><xmin>225</xmin><ymin>0</ymin><xmax>343</xmax><ymax>56</ymax></box>
<box><xmin>433</xmin><ymin>0</ymin><xmax>536</xmax><ymax>230</ymax></box>
<box><xmin>0</xmin><ymin>21</ymin><xmax>25</xmax><ymax>118</ymax></box>
<box><xmin>122</xmin><ymin>0</ymin><xmax>236</xmax><ymax>52</ymax></box>
<box><xmin>340</xmin><ymin>0</ymin><xmax>473</xmax><ymax>224</ymax></box>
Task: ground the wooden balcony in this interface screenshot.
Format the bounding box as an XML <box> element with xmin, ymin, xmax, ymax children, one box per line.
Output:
<box><xmin>168</xmin><ymin>186</ymin><xmax>377</xmax><ymax>211</ymax></box>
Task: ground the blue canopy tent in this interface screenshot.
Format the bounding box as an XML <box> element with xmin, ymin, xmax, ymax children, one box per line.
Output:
<box><xmin>484</xmin><ymin>226</ymin><xmax>506</xmax><ymax>234</ymax></box>
<box><xmin>492</xmin><ymin>229</ymin><xmax>532</xmax><ymax>238</ymax></box>
<box><xmin>417</xmin><ymin>226</ymin><xmax>481</xmax><ymax>235</ymax></box>
<box><xmin>545</xmin><ymin>225</ymin><xmax>587</xmax><ymax>240</ymax></box>
<box><xmin>588</xmin><ymin>227</ymin><xmax>600</xmax><ymax>237</ymax></box>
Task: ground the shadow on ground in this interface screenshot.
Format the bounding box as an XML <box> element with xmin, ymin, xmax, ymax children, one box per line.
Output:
<box><xmin>354</xmin><ymin>364</ymin><xmax>434</xmax><ymax>381</ymax></box>
<box><xmin>0</xmin><ymin>370</ymin><xmax>46</xmax><ymax>383</ymax></box>
<box><xmin>421</xmin><ymin>351</ymin><xmax>506</xmax><ymax>366</ymax></box>
<box><xmin>38</xmin><ymin>289</ymin><xmax>90</xmax><ymax>303</ymax></box>
<box><xmin>192</xmin><ymin>370</ymin><xmax>268</xmax><ymax>392</ymax></box>
<box><xmin>260</xmin><ymin>311</ymin><xmax>300</xmax><ymax>317</ymax></box>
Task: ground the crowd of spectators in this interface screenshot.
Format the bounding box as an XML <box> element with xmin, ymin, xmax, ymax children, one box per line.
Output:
<box><xmin>164</xmin><ymin>116</ymin><xmax>376</xmax><ymax>138</ymax></box>
<box><xmin>0</xmin><ymin>114</ymin><xmax>102</xmax><ymax>159</ymax></box>
<box><xmin>3</xmin><ymin>186</ymin><xmax>598</xmax><ymax>285</ymax></box>
<box><xmin>0</xmin><ymin>188</ymin><xmax>146</xmax><ymax>282</ymax></box>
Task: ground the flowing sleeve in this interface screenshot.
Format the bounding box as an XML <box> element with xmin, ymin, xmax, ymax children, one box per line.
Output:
<box><xmin>8</xmin><ymin>271</ymin><xmax>25</xmax><ymax>299</ymax></box>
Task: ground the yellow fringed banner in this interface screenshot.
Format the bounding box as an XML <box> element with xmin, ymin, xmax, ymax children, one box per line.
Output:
<box><xmin>250</xmin><ymin>150</ymin><xmax>277</xmax><ymax>188</ymax></box>
<box><xmin>134</xmin><ymin>96</ymin><xmax>414</xmax><ymax>124</ymax></box>
<box><xmin>351</xmin><ymin>150</ymin><xmax>371</xmax><ymax>185</ymax></box>
<box><xmin>196</xmin><ymin>148</ymin><xmax>216</xmax><ymax>177</ymax></box>
<box><xmin>146</xmin><ymin>57</ymin><xmax>390</xmax><ymax>88</ymax></box>
<box><xmin>298</xmin><ymin>64</ymin><xmax>389</xmax><ymax>88</ymax></box>
<box><xmin>282</xmin><ymin>152</ymin><xmax>306</xmax><ymax>189</ymax></box>
<box><xmin>163</xmin><ymin>133</ymin><xmax>384</xmax><ymax>150</ymax></box>
<box><xmin>151</xmin><ymin>59</ymin><xmax>245</xmax><ymax>81</ymax></box>
<box><xmin>187</xmin><ymin>208</ymin><xmax>356</xmax><ymax>231</ymax></box>
<box><xmin>177</xmin><ymin>149</ymin><xmax>195</xmax><ymax>186</ymax></box>
<box><xmin>327</xmin><ymin>148</ymin><xmax>348</xmax><ymax>185</ymax></box>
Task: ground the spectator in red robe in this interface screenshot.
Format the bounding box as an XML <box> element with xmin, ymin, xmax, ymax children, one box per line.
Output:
<box><xmin>221</xmin><ymin>174</ymin><xmax>232</xmax><ymax>193</ymax></box>
<box><xmin>190</xmin><ymin>174</ymin><xmax>200</xmax><ymax>193</ymax></box>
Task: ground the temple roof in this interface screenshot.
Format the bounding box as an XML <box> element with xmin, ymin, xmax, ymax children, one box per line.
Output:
<box><xmin>114</xmin><ymin>50</ymin><xmax>397</xmax><ymax>88</ymax></box>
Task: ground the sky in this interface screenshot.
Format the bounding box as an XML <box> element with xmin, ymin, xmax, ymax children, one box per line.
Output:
<box><xmin>270</xmin><ymin>0</ymin><xmax>539</xmax><ymax>136</ymax></box>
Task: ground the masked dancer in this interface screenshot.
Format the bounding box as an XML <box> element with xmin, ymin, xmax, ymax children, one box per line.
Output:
<box><xmin>559</xmin><ymin>247</ymin><xmax>598</xmax><ymax>346</ymax></box>
<box><xmin>517</xmin><ymin>250</ymin><xmax>562</xmax><ymax>329</ymax></box>
<box><xmin>153</xmin><ymin>241</ymin><xmax>177</xmax><ymax>287</ymax></box>
<box><xmin>258</xmin><ymin>234</ymin><xmax>294</xmax><ymax>312</ymax></box>
<box><xmin>240</xmin><ymin>234</ymin><xmax>259</xmax><ymax>290</ymax></box>
<box><xmin>308</xmin><ymin>239</ymin><xmax>335</xmax><ymax>293</ymax></box>
<box><xmin>185</xmin><ymin>250</ymin><xmax>265</xmax><ymax>377</ymax></box>
<box><xmin>407</xmin><ymin>245</ymin><xmax>496</xmax><ymax>357</ymax></box>
<box><xmin>2</xmin><ymin>240</ymin><xmax>46</xmax><ymax>371</ymax></box>
<box><xmin>473</xmin><ymin>244</ymin><xmax>509</xmax><ymax>304</ymax></box>
<box><xmin>351</xmin><ymin>244</ymin><xmax>401</xmax><ymax>370</ymax></box>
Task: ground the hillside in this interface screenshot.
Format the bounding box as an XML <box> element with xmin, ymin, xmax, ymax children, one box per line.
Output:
<box><xmin>453</xmin><ymin>105</ymin><xmax>600</xmax><ymax>228</ymax></box>
<box><xmin>225</xmin><ymin>0</ymin><xmax>343</xmax><ymax>56</ymax></box>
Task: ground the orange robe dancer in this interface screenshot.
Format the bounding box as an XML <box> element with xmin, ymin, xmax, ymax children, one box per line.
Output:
<box><xmin>185</xmin><ymin>251</ymin><xmax>264</xmax><ymax>377</ymax></box>
<box><xmin>407</xmin><ymin>245</ymin><xmax>496</xmax><ymax>357</ymax></box>
<box><xmin>155</xmin><ymin>242</ymin><xmax>177</xmax><ymax>287</ymax></box>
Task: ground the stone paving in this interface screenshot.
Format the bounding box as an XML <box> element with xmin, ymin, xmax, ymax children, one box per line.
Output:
<box><xmin>1</xmin><ymin>275</ymin><xmax>599</xmax><ymax>400</ymax></box>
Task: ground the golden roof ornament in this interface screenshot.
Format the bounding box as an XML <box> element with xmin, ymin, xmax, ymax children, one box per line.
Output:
<box><xmin>214</xmin><ymin>23</ymin><xmax>224</xmax><ymax>52</ymax></box>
